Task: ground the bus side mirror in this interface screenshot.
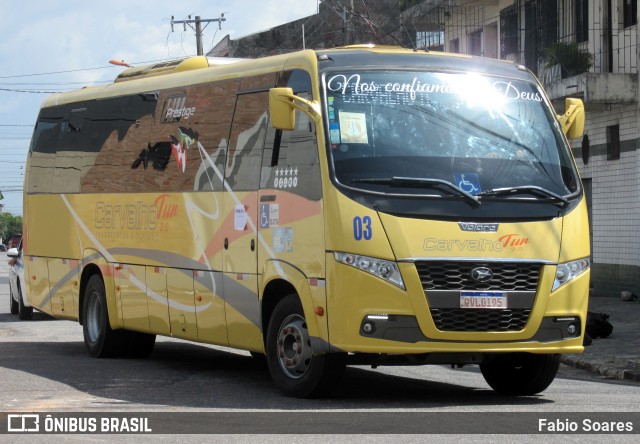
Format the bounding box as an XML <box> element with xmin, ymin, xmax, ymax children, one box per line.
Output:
<box><xmin>269</xmin><ymin>87</ymin><xmax>296</xmax><ymax>130</ymax></box>
<box><xmin>557</xmin><ymin>98</ymin><xmax>585</xmax><ymax>140</ymax></box>
<box><xmin>7</xmin><ymin>248</ymin><xmax>19</xmax><ymax>259</ymax></box>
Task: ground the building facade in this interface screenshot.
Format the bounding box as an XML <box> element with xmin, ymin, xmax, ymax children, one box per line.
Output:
<box><xmin>211</xmin><ymin>0</ymin><xmax>639</xmax><ymax>297</ymax></box>
<box><xmin>403</xmin><ymin>0</ymin><xmax>639</xmax><ymax>297</ymax></box>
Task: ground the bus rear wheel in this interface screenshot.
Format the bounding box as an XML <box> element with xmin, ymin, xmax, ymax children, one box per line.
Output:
<box><xmin>265</xmin><ymin>295</ymin><xmax>345</xmax><ymax>398</ymax></box>
<box><xmin>480</xmin><ymin>353</ymin><xmax>560</xmax><ymax>396</ymax></box>
<box><xmin>17</xmin><ymin>285</ymin><xmax>33</xmax><ymax>320</ymax></box>
<box><xmin>82</xmin><ymin>274</ymin><xmax>128</xmax><ymax>358</ymax></box>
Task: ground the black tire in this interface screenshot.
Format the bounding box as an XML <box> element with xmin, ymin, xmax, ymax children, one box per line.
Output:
<box><xmin>9</xmin><ymin>286</ymin><xmax>19</xmax><ymax>315</ymax></box>
<box><xmin>82</xmin><ymin>274</ymin><xmax>128</xmax><ymax>358</ymax></box>
<box><xmin>265</xmin><ymin>294</ymin><xmax>346</xmax><ymax>398</ymax></box>
<box><xmin>480</xmin><ymin>353</ymin><xmax>560</xmax><ymax>396</ymax></box>
<box><xmin>17</xmin><ymin>285</ymin><xmax>33</xmax><ymax>320</ymax></box>
<box><xmin>126</xmin><ymin>332</ymin><xmax>156</xmax><ymax>359</ymax></box>
<box><xmin>249</xmin><ymin>351</ymin><xmax>267</xmax><ymax>362</ymax></box>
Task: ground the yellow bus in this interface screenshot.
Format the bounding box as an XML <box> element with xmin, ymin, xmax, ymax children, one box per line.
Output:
<box><xmin>23</xmin><ymin>45</ymin><xmax>589</xmax><ymax>398</ymax></box>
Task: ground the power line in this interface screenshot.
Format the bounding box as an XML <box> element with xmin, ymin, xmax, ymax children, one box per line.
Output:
<box><xmin>0</xmin><ymin>56</ymin><xmax>196</xmax><ymax>81</ymax></box>
<box><xmin>0</xmin><ymin>81</ymin><xmax>110</xmax><ymax>86</ymax></box>
<box><xmin>0</xmin><ymin>87</ymin><xmax>59</xmax><ymax>94</ymax></box>
<box><xmin>0</xmin><ymin>65</ymin><xmax>117</xmax><ymax>79</ymax></box>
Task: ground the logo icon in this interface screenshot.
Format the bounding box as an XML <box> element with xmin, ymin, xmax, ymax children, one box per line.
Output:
<box><xmin>7</xmin><ymin>414</ymin><xmax>40</xmax><ymax>432</ymax></box>
<box><xmin>470</xmin><ymin>267</ymin><xmax>494</xmax><ymax>283</ymax></box>
<box><xmin>453</xmin><ymin>172</ymin><xmax>481</xmax><ymax>194</ymax></box>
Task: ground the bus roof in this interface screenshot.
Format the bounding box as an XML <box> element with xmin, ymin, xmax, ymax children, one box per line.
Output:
<box><xmin>40</xmin><ymin>45</ymin><xmax>531</xmax><ymax>109</ymax></box>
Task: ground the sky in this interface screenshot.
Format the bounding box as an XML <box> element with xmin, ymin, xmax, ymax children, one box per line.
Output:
<box><xmin>0</xmin><ymin>0</ymin><xmax>319</xmax><ymax>216</ymax></box>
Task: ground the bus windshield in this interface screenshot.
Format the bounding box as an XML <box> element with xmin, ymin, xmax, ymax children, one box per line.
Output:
<box><xmin>324</xmin><ymin>70</ymin><xmax>579</xmax><ymax>202</ymax></box>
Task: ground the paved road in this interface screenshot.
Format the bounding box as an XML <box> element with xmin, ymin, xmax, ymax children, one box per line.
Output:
<box><xmin>1</xmin><ymin>252</ymin><xmax>639</xmax><ymax>441</ymax></box>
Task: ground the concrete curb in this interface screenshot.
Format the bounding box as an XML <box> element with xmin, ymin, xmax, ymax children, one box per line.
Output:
<box><xmin>561</xmin><ymin>355</ymin><xmax>640</xmax><ymax>382</ymax></box>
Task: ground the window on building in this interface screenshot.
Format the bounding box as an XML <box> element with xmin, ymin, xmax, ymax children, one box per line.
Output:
<box><xmin>606</xmin><ymin>125</ymin><xmax>620</xmax><ymax>160</ymax></box>
<box><xmin>469</xmin><ymin>30</ymin><xmax>482</xmax><ymax>56</ymax></box>
<box><xmin>524</xmin><ymin>0</ymin><xmax>538</xmax><ymax>70</ymax></box>
<box><xmin>416</xmin><ymin>31</ymin><xmax>444</xmax><ymax>51</ymax></box>
<box><xmin>623</xmin><ymin>0</ymin><xmax>638</xmax><ymax>28</ymax></box>
<box><xmin>575</xmin><ymin>0</ymin><xmax>588</xmax><ymax>43</ymax></box>
<box><xmin>484</xmin><ymin>22</ymin><xmax>498</xmax><ymax>59</ymax></box>
<box><xmin>499</xmin><ymin>4</ymin><xmax>518</xmax><ymax>58</ymax></box>
<box><xmin>450</xmin><ymin>38</ymin><xmax>460</xmax><ymax>53</ymax></box>
<box><xmin>541</xmin><ymin>0</ymin><xmax>558</xmax><ymax>49</ymax></box>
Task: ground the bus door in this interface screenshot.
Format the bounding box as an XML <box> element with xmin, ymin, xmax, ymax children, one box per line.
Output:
<box><xmin>222</xmin><ymin>91</ymin><xmax>269</xmax><ymax>350</ymax></box>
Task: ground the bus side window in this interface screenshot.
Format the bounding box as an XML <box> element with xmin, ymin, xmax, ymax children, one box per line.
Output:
<box><xmin>224</xmin><ymin>92</ymin><xmax>269</xmax><ymax>191</ymax></box>
<box><xmin>261</xmin><ymin>96</ymin><xmax>321</xmax><ymax>200</ymax></box>
<box><xmin>27</xmin><ymin>118</ymin><xmax>59</xmax><ymax>193</ymax></box>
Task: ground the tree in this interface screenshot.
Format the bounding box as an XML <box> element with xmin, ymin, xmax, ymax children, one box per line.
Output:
<box><xmin>0</xmin><ymin>212</ymin><xmax>23</xmax><ymax>245</ymax></box>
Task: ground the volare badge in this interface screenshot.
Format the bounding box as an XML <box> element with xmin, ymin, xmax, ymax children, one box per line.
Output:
<box><xmin>458</xmin><ymin>222</ymin><xmax>499</xmax><ymax>232</ymax></box>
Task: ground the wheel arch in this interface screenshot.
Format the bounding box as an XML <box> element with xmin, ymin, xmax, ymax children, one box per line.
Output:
<box><xmin>78</xmin><ymin>263</ymin><xmax>101</xmax><ymax>326</ymax></box>
<box><xmin>261</xmin><ymin>278</ymin><xmax>297</xmax><ymax>339</ymax></box>
<box><xmin>79</xmin><ymin>250</ymin><xmax>119</xmax><ymax>329</ymax></box>
<box><xmin>260</xmin><ymin>260</ymin><xmax>330</xmax><ymax>353</ymax></box>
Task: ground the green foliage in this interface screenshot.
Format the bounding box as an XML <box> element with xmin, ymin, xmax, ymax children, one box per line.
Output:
<box><xmin>0</xmin><ymin>212</ymin><xmax>23</xmax><ymax>245</ymax></box>
<box><xmin>543</xmin><ymin>42</ymin><xmax>594</xmax><ymax>78</ymax></box>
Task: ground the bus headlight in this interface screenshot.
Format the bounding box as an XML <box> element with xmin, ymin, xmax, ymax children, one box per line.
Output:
<box><xmin>552</xmin><ymin>258</ymin><xmax>590</xmax><ymax>291</ymax></box>
<box><xmin>334</xmin><ymin>252</ymin><xmax>405</xmax><ymax>290</ymax></box>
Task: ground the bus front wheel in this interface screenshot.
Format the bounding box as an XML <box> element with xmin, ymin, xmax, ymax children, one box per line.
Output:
<box><xmin>480</xmin><ymin>353</ymin><xmax>560</xmax><ymax>396</ymax></box>
<box><xmin>265</xmin><ymin>294</ymin><xmax>345</xmax><ymax>398</ymax></box>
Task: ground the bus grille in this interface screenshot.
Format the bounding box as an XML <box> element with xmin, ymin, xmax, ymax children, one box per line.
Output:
<box><xmin>416</xmin><ymin>261</ymin><xmax>541</xmax><ymax>291</ymax></box>
<box><xmin>415</xmin><ymin>261</ymin><xmax>542</xmax><ymax>332</ymax></box>
<box><xmin>430</xmin><ymin>308</ymin><xmax>532</xmax><ymax>332</ymax></box>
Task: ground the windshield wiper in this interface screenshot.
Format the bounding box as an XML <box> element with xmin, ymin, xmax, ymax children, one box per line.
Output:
<box><xmin>477</xmin><ymin>186</ymin><xmax>569</xmax><ymax>207</ymax></box>
<box><xmin>350</xmin><ymin>176</ymin><xmax>480</xmax><ymax>208</ymax></box>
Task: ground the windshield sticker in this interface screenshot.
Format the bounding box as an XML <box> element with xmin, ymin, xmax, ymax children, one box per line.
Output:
<box><xmin>338</xmin><ymin>111</ymin><xmax>368</xmax><ymax>144</ymax></box>
<box><xmin>327</xmin><ymin>74</ymin><xmax>543</xmax><ymax>103</ymax></box>
<box><xmin>454</xmin><ymin>173</ymin><xmax>482</xmax><ymax>194</ymax></box>
<box><xmin>329</xmin><ymin>121</ymin><xmax>341</xmax><ymax>145</ymax></box>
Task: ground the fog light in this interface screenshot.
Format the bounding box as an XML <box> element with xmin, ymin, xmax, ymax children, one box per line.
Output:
<box><xmin>567</xmin><ymin>324</ymin><xmax>577</xmax><ymax>336</ymax></box>
<box><xmin>363</xmin><ymin>322</ymin><xmax>375</xmax><ymax>334</ymax></box>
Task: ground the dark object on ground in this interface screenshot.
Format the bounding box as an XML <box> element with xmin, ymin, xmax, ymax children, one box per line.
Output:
<box><xmin>585</xmin><ymin>311</ymin><xmax>613</xmax><ymax>340</ymax></box>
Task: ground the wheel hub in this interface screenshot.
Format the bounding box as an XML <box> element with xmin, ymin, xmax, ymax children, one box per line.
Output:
<box><xmin>276</xmin><ymin>315</ymin><xmax>312</xmax><ymax>379</ymax></box>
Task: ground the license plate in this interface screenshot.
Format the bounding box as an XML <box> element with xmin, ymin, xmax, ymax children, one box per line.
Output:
<box><xmin>460</xmin><ymin>291</ymin><xmax>507</xmax><ymax>309</ymax></box>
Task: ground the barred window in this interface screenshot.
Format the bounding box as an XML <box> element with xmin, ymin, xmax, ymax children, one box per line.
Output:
<box><xmin>575</xmin><ymin>0</ymin><xmax>588</xmax><ymax>43</ymax></box>
<box><xmin>623</xmin><ymin>0</ymin><xmax>638</xmax><ymax>28</ymax></box>
<box><xmin>500</xmin><ymin>5</ymin><xmax>518</xmax><ymax>58</ymax></box>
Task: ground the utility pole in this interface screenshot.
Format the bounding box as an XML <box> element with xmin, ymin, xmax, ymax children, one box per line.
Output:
<box><xmin>170</xmin><ymin>14</ymin><xmax>227</xmax><ymax>56</ymax></box>
<box><xmin>346</xmin><ymin>0</ymin><xmax>354</xmax><ymax>45</ymax></box>
<box><xmin>328</xmin><ymin>1</ymin><xmax>352</xmax><ymax>46</ymax></box>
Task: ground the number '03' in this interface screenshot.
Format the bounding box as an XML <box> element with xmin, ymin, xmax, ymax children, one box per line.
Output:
<box><xmin>353</xmin><ymin>216</ymin><xmax>373</xmax><ymax>240</ymax></box>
